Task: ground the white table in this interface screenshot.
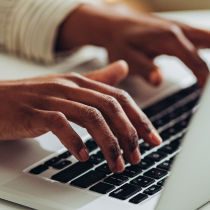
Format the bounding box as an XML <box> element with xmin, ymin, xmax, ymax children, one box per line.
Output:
<box><xmin>1</xmin><ymin>10</ymin><xmax>210</xmax><ymax>210</ymax></box>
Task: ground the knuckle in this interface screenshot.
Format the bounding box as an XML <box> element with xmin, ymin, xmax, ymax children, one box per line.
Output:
<box><xmin>81</xmin><ymin>107</ymin><xmax>103</xmax><ymax>124</ymax></box>
<box><xmin>20</xmin><ymin>106</ymin><xmax>35</xmax><ymax>118</ymax></box>
<box><xmin>48</xmin><ymin>80</ymin><xmax>65</xmax><ymax>90</ymax></box>
<box><xmin>129</xmin><ymin>129</ymin><xmax>139</xmax><ymax>150</ymax></box>
<box><xmin>107</xmin><ymin>138</ymin><xmax>121</xmax><ymax>160</ymax></box>
<box><xmin>31</xmin><ymin>95</ymin><xmax>50</xmax><ymax>109</ymax></box>
<box><xmin>121</xmin><ymin>128</ymin><xmax>139</xmax><ymax>152</ymax></box>
<box><xmin>66</xmin><ymin>72</ymin><xmax>84</xmax><ymax>82</ymax></box>
<box><xmin>114</xmin><ymin>89</ymin><xmax>131</xmax><ymax>105</ymax></box>
<box><xmin>166</xmin><ymin>24</ymin><xmax>181</xmax><ymax>39</ymax></box>
<box><xmin>101</xmin><ymin>95</ymin><xmax>121</xmax><ymax>113</ymax></box>
<box><xmin>49</xmin><ymin>112</ymin><xmax>67</xmax><ymax>131</ymax></box>
<box><xmin>20</xmin><ymin>107</ymin><xmax>38</xmax><ymax>134</ymax></box>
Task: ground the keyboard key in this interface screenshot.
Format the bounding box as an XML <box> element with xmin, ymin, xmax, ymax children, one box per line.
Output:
<box><xmin>129</xmin><ymin>193</ymin><xmax>148</xmax><ymax>204</ymax></box>
<box><xmin>158</xmin><ymin>144</ymin><xmax>178</xmax><ymax>154</ymax></box>
<box><xmin>130</xmin><ymin>176</ymin><xmax>155</xmax><ymax>187</ymax></box>
<box><xmin>144</xmin><ymin>168</ymin><xmax>168</xmax><ymax>179</ymax></box>
<box><xmin>87</xmin><ymin>138</ymin><xmax>95</xmax><ymax>143</ymax></box>
<box><xmin>157</xmin><ymin>161</ymin><xmax>172</xmax><ymax>171</ymax></box>
<box><xmin>143</xmin><ymin>95</ymin><xmax>177</xmax><ymax>118</ymax></box>
<box><xmin>88</xmin><ymin>154</ymin><xmax>105</xmax><ymax>165</ymax></box>
<box><xmin>109</xmin><ymin>184</ymin><xmax>141</xmax><ymax>200</ymax></box>
<box><xmin>143</xmin><ymin>84</ymin><xmax>199</xmax><ymax>119</ymax></box>
<box><xmin>53</xmin><ymin>160</ymin><xmax>72</xmax><ymax>169</ymax></box>
<box><xmin>139</xmin><ymin>142</ymin><xmax>152</xmax><ymax>151</ymax></box>
<box><xmin>136</xmin><ymin>159</ymin><xmax>155</xmax><ymax>170</ymax></box>
<box><xmin>143</xmin><ymin>185</ymin><xmax>162</xmax><ymax>195</ymax></box>
<box><xmin>30</xmin><ymin>165</ymin><xmax>48</xmax><ymax>175</ymax></box>
<box><xmin>157</xmin><ymin>178</ymin><xmax>166</xmax><ymax>186</ymax></box>
<box><xmin>44</xmin><ymin>157</ymin><xmax>62</xmax><ymax>166</ymax></box>
<box><xmin>121</xmin><ymin>166</ymin><xmax>142</xmax><ymax>178</ymax></box>
<box><xmin>90</xmin><ymin>182</ymin><xmax>115</xmax><ymax>194</ymax></box>
<box><xmin>59</xmin><ymin>151</ymin><xmax>71</xmax><ymax>159</ymax></box>
<box><xmin>140</xmin><ymin>148</ymin><xmax>146</xmax><ymax>155</ymax></box>
<box><xmin>160</xmin><ymin>130</ymin><xmax>171</xmax><ymax>141</ymax></box>
<box><xmin>71</xmin><ymin>170</ymin><xmax>106</xmax><ymax>188</ymax></box>
<box><xmin>167</xmin><ymin>127</ymin><xmax>178</xmax><ymax>135</ymax></box>
<box><xmin>95</xmin><ymin>163</ymin><xmax>111</xmax><ymax>174</ymax></box>
<box><xmin>153</xmin><ymin>118</ymin><xmax>167</xmax><ymax>129</ymax></box>
<box><xmin>51</xmin><ymin>162</ymin><xmax>94</xmax><ymax>183</ymax></box>
<box><xmin>85</xmin><ymin>139</ymin><xmax>98</xmax><ymax>152</ymax></box>
<box><xmin>179</xmin><ymin>84</ymin><xmax>199</xmax><ymax>97</ymax></box>
<box><xmin>185</xmin><ymin>100</ymin><xmax>198</xmax><ymax>111</ymax></box>
<box><xmin>161</xmin><ymin>127</ymin><xmax>180</xmax><ymax>140</ymax></box>
<box><xmin>96</xmin><ymin>150</ymin><xmax>104</xmax><ymax>158</ymax></box>
<box><xmin>173</xmin><ymin>106</ymin><xmax>189</xmax><ymax>116</ymax></box>
<box><xmin>122</xmin><ymin>154</ymin><xmax>128</xmax><ymax>164</ymax></box>
<box><xmin>160</xmin><ymin>114</ymin><xmax>173</xmax><ymax>124</ymax></box>
<box><xmin>104</xmin><ymin>174</ymin><xmax>128</xmax><ymax>186</ymax></box>
<box><xmin>165</xmin><ymin>93</ymin><xmax>182</xmax><ymax>104</ymax></box>
<box><xmin>145</xmin><ymin>151</ymin><xmax>167</xmax><ymax>162</ymax></box>
<box><xmin>174</xmin><ymin>119</ymin><xmax>189</xmax><ymax>131</ymax></box>
<box><xmin>167</xmin><ymin>111</ymin><xmax>180</xmax><ymax>119</ymax></box>
<box><xmin>171</xmin><ymin>137</ymin><xmax>183</xmax><ymax>146</ymax></box>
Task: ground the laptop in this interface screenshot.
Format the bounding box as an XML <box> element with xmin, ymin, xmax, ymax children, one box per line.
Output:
<box><xmin>1</xmin><ymin>65</ymin><xmax>210</xmax><ymax>210</ymax></box>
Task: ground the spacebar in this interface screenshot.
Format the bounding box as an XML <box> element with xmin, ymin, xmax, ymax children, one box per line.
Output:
<box><xmin>51</xmin><ymin>162</ymin><xmax>94</xmax><ymax>183</ymax></box>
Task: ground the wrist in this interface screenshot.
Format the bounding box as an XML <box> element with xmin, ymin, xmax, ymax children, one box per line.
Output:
<box><xmin>56</xmin><ymin>4</ymin><xmax>113</xmax><ymax>51</ymax></box>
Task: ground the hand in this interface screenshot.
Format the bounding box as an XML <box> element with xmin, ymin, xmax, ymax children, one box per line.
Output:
<box><xmin>57</xmin><ymin>4</ymin><xmax>210</xmax><ymax>87</ymax></box>
<box><xmin>0</xmin><ymin>61</ymin><xmax>162</xmax><ymax>173</ymax></box>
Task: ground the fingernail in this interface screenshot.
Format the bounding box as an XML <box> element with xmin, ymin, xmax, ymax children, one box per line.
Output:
<box><xmin>131</xmin><ymin>147</ymin><xmax>141</xmax><ymax>164</ymax></box>
<box><xmin>119</xmin><ymin>59</ymin><xmax>128</xmax><ymax>67</ymax></box>
<box><xmin>118</xmin><ymin>60</ymin><xmax>129</xmax><ymax>76</ymax></box>
<box><xmin>115</xmin><ymin>156</ymin><xmax>125</xmax><ymax>173</ymax></box>
<box><xmin>79</xmin><ymin>147</ymin><xmax>89</xmax><ymax>161</ymax></box>
<box><xmin>149</xmin><ymin>69</ymin><xmax>162</xmax><ymax>86</ymax></box>
<box><xmin>151</xmin><ymin>129</ymin><xmax>162</xmax><ymax>145</ymax></box>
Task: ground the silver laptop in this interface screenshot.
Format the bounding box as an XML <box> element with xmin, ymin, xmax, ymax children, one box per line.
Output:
<box><xmin>1</xmin><ymin>74</ymin><xmax>210</xmax><ymax>210</ymax></box>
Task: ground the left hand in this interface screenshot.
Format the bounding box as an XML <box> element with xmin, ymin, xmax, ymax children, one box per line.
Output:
<box><xmin>57</xmin><ymin>3</ymin><xmax>210</xmax><ymax>87</ymax></box>
<box><xmin>0</xmin><ymin>61</ymin><xmax>162</xmax><ymax>173</ymax></box>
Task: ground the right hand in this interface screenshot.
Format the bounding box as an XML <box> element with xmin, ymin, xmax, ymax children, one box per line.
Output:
<box><xmin>0</xmin><ymin>61</ymin><xmax>162</xmax><ymax>173</ymax></box>
<box><xmin>57</xmin><ymin>3</ymin><xmax>210</xmax><ymax>87</ymax></box>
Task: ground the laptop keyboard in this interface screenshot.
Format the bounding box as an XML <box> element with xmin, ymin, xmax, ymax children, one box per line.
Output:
<box><xmin>27</xmin><ymin>84</ymin><xmax>201</xmax><ymax>205</ymax></box>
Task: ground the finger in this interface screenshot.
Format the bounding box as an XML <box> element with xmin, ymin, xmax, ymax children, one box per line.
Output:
<box><xmin>126</xmin><ymin>49</ymin><xmax>163</xmax><ymax>86</ymax></box>
<box><xmin>166</xmin><ymin>30</ymin><xmax>209</xmax><ymax>87</ymax></box>
<box><xmin>62</xmin><ymin>87</ymin><xmax>141</xmax><ymax>165</ymax></box>
<box><xmin>35</xmin><ymin>110</ymin><xmax>89</xmax><ymax>162</ymax></box>
<box><xmin>172</xmin><ymin>21</ymin><xmax>210</xmax><ymax>48</ymax></box>
<box><xmin>33</xmin><ymin>98</ymin><xmax>125</xmax><ymax>173</ymax></box>
<box><xmin>184</xmin><ymin>28</ymin><xmax>210</xmax><ymax>49</ymax></box>
<box><xmin>75</xmin><ymin>78</ymin><xmax>162</xmax><ymax>147</ymax></box>
<box><xmin>83</xmin><ymin>60</ymin><xmax>129</xmax><ymax>86</ymax></box>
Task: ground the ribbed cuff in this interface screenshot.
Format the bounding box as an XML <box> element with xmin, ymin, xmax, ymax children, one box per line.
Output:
<box><xmin>0</xmin><ymin>0</ymin><xmax>84</xmax><ymax>64</ymax></box>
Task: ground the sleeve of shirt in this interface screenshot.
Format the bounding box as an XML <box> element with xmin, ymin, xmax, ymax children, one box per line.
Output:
<box><xmin>0</xmin><ymin>0</ymin><xmax>88</xmax><ymax>64</ymax></box>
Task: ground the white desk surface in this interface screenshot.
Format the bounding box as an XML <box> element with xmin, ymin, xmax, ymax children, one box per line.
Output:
<box><xmin>1</xmin><ymin>10</ymin><xmax>210</xmax><ymax>210</ymax></box>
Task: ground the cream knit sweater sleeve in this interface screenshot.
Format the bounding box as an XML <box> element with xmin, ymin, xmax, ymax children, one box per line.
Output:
<box><xmin>0</xmin><ymin>0</ymin><xmax>85</xmax><ymax>64</ymax></box>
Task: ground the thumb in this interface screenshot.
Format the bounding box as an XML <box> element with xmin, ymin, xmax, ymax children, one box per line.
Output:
<box><xmin>83</xmin><ymin>60</ymin><xmax>129</xmax><ymax>86</ymax></box>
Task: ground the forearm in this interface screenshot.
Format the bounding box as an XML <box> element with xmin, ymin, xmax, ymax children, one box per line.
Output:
<box><xmin>56</xmin><ymin>4</ymin><xmax>114</xmax><ymax>51</ymax></box>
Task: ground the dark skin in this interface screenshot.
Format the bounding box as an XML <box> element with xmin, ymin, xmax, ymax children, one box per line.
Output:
<box><xmin>1</xmin><ymin>3</ymin><xmax>209</xmax><ymax>174</ymax></box>
<box><xmin>0</xmin><ymin>61</ymin><xmax>162</xmax><ymax>173</ymax></box>
<box><xmin>57</xmin><ymin>3</ymin><xmax>210</xmax><ymax>87</ymax></box>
